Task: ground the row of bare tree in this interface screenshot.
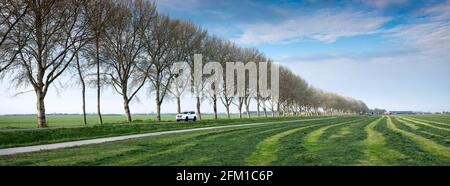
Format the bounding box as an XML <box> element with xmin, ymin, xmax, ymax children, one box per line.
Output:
<box><xmin>0</xmin><ymin>0</ymin><xmax>369</xmax><ymax>128</ymax></box>
<box><xmin>278</xmin><ymin>65</ymin><xmax>369</xmax><ymax>116</ymax></box>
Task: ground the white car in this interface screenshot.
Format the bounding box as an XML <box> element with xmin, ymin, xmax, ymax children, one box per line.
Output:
<box><xmin>176</xmin><ymin>111</ymin><xmax>197</xmax><ymax>122</ymax></box>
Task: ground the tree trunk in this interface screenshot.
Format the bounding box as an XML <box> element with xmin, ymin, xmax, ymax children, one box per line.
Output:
<box><xmin>81</xmin><ymin>83</ymin><xmax>87</xmax><ymax>125</ymax></box>
<box><xmin>213</xmin><ymin>96</ymin><xmax>218</xmax><ymax>120</ymax></box>
<box><xmin>196</xmin><ymin>97</ymin><xmax>201</xmax><ymax>120</ymax></box>
<box><xmin>36</xmin><ymin>91</ymin><xmax>47</xmax><ymax>128</ymax></box>
<box><xmin>76</xmin><ymin>53</ymin><xmax>87</xmax><ymax>125</ymax></box>
<box><xmin>176</xmin><ymin>96</ymin><xmax>181</xmax><ymax>114</ymax></box>
<box><xmin>272</xmin><ymin>105</ymin><xmax>275</xmax><ymax>117</ymax></box>
<box><xmin>238</xmin><ymin>105</ymin><xmax>242</xmax><ymax>119</ymax></box>
<box><xmin>256</xmin><ymin>98</ymin><xmax>260</xmax><ymax>117</ymax></box>
<box><xmin>123</xmin><ymin>99</ymin><xmax>132</xmax><ymax>122</ymax></box>
<box><xmin>246</xmin><ymin>104</ymin><xmax>250</xmax><ymax>118</ymax></box>
<box><xmin>155</xmin><ymin>86</ymin><xmax>161</xmax><ymax>122</ymax></box>
<box><xmin>96</xmin><ymin>39</ymin><xmax>103</xmax><ymax>124</ymax></box>
<box><xmin>263</xmin><ymin>107</ymin><xmax>267</xmax><ymax>117</ymax></box>
<box><xmin>226</xmin><ymin>105</ymin><xmax>230</xmax><ymax>119</ymax></box>
<box><xmin>123</xmin><ymin>96</ymin><xmax>132</xmax><ymax>122</ymax></box>
<box><xmin>277</xmin><ymin>104</ymin><xmax>281</xmax><ymax>117</ymax></box>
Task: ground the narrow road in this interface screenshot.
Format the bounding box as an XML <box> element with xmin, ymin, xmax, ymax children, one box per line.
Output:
<box><xmin>0</xmin><ymin>117</ymin><xmax>335</xmax><ymax>156</ymax></box>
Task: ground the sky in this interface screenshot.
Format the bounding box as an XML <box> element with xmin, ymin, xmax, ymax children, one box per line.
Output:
<box><xmin>1</xmin><ymin>0</ymin><xmax>449</xmax><ymax>114</ymax></box>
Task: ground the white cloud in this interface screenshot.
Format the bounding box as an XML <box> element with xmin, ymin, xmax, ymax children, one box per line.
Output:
<box><xmin>278</xmin><ymin>48</ymin><xmax>450</xmax><ymax>112</ymax></box>
<box><xmin>419</xmin><ymin>0</ymin><xmax>450</xmax><ymax>20</ymax></box>
<box><xmin>384</xmin><ymin>2</ymin><xmax>450</xmax><ymax>58</ymax></box>
<box><xmin>387</xmin><ymin>22</ymin><xmax>450</xmax><ymax>57</ymax></box>
<box><xmin>234</xmin><ymin>10</ymin><xmax>390</xmax><ymax>45</ymax></box>
<box><xmin>361</xmin><ymin>0</ymin><xmax>407</xmax><ymax>8</ymax></box>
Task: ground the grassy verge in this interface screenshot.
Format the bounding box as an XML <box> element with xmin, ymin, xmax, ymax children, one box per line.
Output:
<box><xmin>0</xmin><ymin>115</ymin><xmax>332</xmax><ymax>148</ymax></box>
<box><xmin>0</xmin><ymin>114</ymin><xmax>248</xmax><ymax>129</ymax></box>
<box><xmin>0</xmin><ymin>118</ymin><xmax>333</xmax><ymax>165</ymax></box>
<box><xmin>2</xmin><ymin>115</ymin><xmax>450</xmax><ymax>166</ymax></box>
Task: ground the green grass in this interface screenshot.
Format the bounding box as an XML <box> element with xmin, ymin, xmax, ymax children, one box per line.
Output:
<box><xmin>1</xmin><ymin>115</ymin><xmax>450</xmax><ymax>166</ymax></box>
<box><xmin>0</xmin><ymin>115</ymin><xmax>328</xmax><ymax>148</ymax></box>
<box><xmin>387</xmin><ymin>117</ymin><xmax>450</xmax><ymax>161</ymax></box>
<box><xmin>360</xmin><ymin>117</ymin><xmax>405</xmax><ymax>165</ymax></box>
<box><xmin>0</xmin><ymin>114</ymin><xmax>246</xmax><ymax>129</ymax></box>
<box><xmin>372</xmin><ymin>117</ymin><xmax>447</xmax><ymax>165</ymax></box>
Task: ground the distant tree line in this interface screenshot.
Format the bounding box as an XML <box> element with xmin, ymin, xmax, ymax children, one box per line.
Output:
<box><xmin>0</xmin><ymin>0</ymin><xmax>369</xmax><ymax>128</ymax></box>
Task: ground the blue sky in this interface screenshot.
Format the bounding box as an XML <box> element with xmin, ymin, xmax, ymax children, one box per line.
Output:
<box><xmin>0</xmin><ymin>0</ymin><xmax>449</xmax><ymax>114</ymax></box>
<box><xmin>155</xmin><ymin>0</ymin><xmax>450</xmax><ymax>112</ymax></box>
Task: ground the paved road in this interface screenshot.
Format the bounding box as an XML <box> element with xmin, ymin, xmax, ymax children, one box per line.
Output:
<box><xmin>0</xmin><ymin>117</ymin><xmax>335</xmax><ymax>156</ymax></box>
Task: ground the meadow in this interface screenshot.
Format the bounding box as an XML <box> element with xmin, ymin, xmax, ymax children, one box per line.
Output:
<box><xmin>0</xmin><ymin>114</ymin><xmax>245</xmax><ymax>129</ymax></box>
<box><xmin>0</xmin><ymin>114</ymin><xmax>449</xmax><ymax>165</ymax></box>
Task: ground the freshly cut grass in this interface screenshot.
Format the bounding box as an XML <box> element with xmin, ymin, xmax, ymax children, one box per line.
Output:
<box><xmin>2</xmin><ymin>115</ymin><xmax>450</xmax><ymax>166</ymax></box>
<box><xmin>0</xmin><ymin>114</ymin><xmax>248</xmax><ymax>129</ymax></box>
<box><xmin>392</xmin><ymin>117</ymin><xmax>449</xmax><ymax>147</ymax></box>
<box><xmin>408</xmin><ymin>115</ymin><xmax>450</xmax><ymax>126</ymax></box>
<box><xmin>0</xmin><ymin>116</ymin><xmax>328</xmax><ymax>148</ymax></box>
<box><xmin>275</xmin><ymin>117</ymin><xmax>372</xmax><ymax>165</ymax></box>
<box><xmin>360</xmin><ymin>117</ymin><xmax>404</xmax><ymax>165</ymax></box>
<box><xmin>395</xmin><ymin>118</ymin><xmax>420</xmax><ymax>130</ymax></box>
<box><xmin>386</xmin><ymin>116</ymin><xmax>450</xmax><ymax>161</ymax></box>
<box><xmin>244</xmin><ymin>124</ymin><xmax>320</xmax><ymax>165</ymax></box>
<box><xmin>303</xmin><ymin>119</ymin><xmax>361</xmax><ymax>151</ymax></box>
<box><xmin>330</xmin><ymin>125</ymin><xmax>352</xmax><ymax>139</ymax></box>
<box><xmin>398</xmin><ymin>117</ymin><xmax>450</xmax><ymax>132</ymax></box>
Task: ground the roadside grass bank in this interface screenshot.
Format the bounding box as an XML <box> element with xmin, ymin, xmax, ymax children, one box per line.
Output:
<box><xmin>0</xmin><ymin>116</ymin><xmax>334</xmax><ymax>148</ymax></box>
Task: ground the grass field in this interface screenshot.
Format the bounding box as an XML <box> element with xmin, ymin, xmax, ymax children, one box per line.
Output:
<box><xmin>0</xmin><ymin>115</ymin><xmax>324</xmax><ymax>148</ymax></box>
<box><xmin>0</xmin><ymin>114</ymin><xmax>245</xmax><ymax>129</ymax></box>
<box><xmin>0</xmin><ymin>114</ymin><xmax>449</xmax><ymax>165</ymax></box>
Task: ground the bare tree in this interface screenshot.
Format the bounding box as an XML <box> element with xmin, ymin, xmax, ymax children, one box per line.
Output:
<box><xmin>0</xmin><ymin>0</ymin><xmax>28</xmax><ymax>74</ymax></box>
<box><xmin>203</xmin><ymin>36</ymin><xmax>222</xmax><ymax>119</ymax></box>
<box><xmin>169</xmin><ymin>62</ymin><xmax>190</xmax><ymax>114</ymax></box>
<box><xmin>102</xmin><ymin>0</ymin><xmax>154</xmax><ymax>122</ymax></box>
<box><xmin>182</xmin><ymin>23</ymin><xmax>206</xmax><ymax>120</ymax></box>
<box><xmin>9</xmin><ymin>0</ymin><xmax>88</xmax><ymax>128</ymax></box>
<box><xmin>143</xmin><ymin>15</ymin><xmax>182</xmax><ymax>122</ymax></box>
<box><xmin>83</xmin><ymin>0</ymin><xmax>114</xmax><ymax>124</ymax></box>
<box><xmin>74</xmin><ymin>47</ymin><xmax>87</xmax><ymax>124</ymax></box>
<box><xmin>218</xmin><ymin>40</ymin><xmax>238</xmax><ymax>118</ymax></box>
<box><xmin>169</xmin><ymin>21</ymin><xmax>205</xmax><ymax>115</ymax></box>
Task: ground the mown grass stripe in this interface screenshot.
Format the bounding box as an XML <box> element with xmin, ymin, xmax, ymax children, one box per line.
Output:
<box><xmin>396</xmin><ymin>117</ymin><xmax>449</xmax><ymax>138</ymax></box>
<box><xmin>360</xmin><ymin>117</ymin><xmax>404</xmax><ymax>165</ymax></box>
<box><xmin>393</xmin><ymin>117</ymin><xmax>449</xmax><ymax>146</ymax></box>
<box><xmin>107</xmin><ymin>125</ymin><xmax>276</xmax><ymax>165</ymax></box>
<box><xmin>302</xmin><ymin>119</ymin><xmax>362</xmax><ymax>151</ymax></box>
<box><xmin>177</xmin><ymin>124</ymin><xmax>302</xmax><ymax>166</ymax></box>
<box><xmin>112</xmin><ymin>122</ymin><xmax>312</xmax><ymax>166</ymax></box>
<box><xmin>395</xmin><ymin>118</ymin><xmax>420</xmax><ymax>130</ymax></box>
<box><xmin>244</xmin><ymin>124</ymin><xmax>320</xmax><ymax>165</ymax></box>
<box><xmin>399</xmin><ymin>117</ymin><xmax>450</xmax><ymax>131</ymax></box>
<box><xmin>386</xmin><ymin>116</ymin><xmax>450</xmax><ymax>161</ymax></box>
<box><xmin>330</xmin><ymin>125</ymin><xmax>352</xmax><ymax>139</ymax></box>
<box><xmin>34</xmin><ymin>126</ymin><xmax>264</xmax><ymax>166</ymax></box>
<box><xmin>408</xmin><ymin>116</ymin><xmax>450</xmax><ymax>127</ymax></box>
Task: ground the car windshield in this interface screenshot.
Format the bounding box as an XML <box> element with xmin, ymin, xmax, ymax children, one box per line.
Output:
<box><xmin>190</xmin><ymin>112</ymin><xmax>195</xmax><ymax>114</ymax></box>
<box><xmin>182</xmin><ymin>112</ymin><xmax>188</xmax><ymax>114</ymax></box>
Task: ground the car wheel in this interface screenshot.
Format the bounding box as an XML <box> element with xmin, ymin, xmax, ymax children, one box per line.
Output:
<box><xmin>176</xmin><ymin>120</ymin><xmax>180</xmax><ymax>122</ymax></box>
<box><xmin>185</xmin><ymin>117</ymin><xmax>189</xmax><ymax>121</ymax></box>
<box><xmin>193</xmin><ymin>117</ymin><xmax>196</xmax><ymax>121</ymax></box>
